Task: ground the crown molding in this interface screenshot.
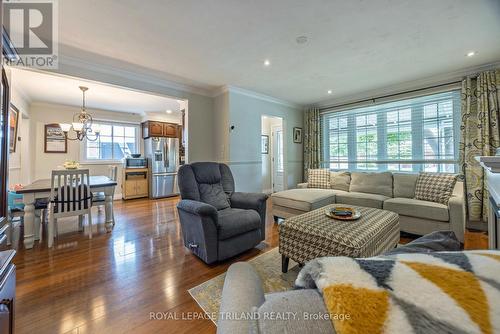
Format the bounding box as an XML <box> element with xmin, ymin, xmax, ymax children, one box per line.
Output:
<box><xmin>59</xmin><ymin>55</ymin><xmax>215</xmax><ymax>97</ymax></box>
<box><xmin>315</xmin><ymin>61</ymin><xmax>500</xmax><ymax>109</ymax></box>
<box><xmin>213</xmin><ymin>85</ymin><xmax>303</xmax><ymax>109</ymax></box>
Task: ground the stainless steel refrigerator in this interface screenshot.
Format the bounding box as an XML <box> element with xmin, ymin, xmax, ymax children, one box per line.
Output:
<box><xmin>144</xmin><ymin>137</ymin><xmax>179</xmax><ymax>198</ymax></box>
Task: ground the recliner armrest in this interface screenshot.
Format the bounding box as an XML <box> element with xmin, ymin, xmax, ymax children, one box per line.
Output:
<box><xmin>177</xmin><ymin>199</ymin><xmax>218</xmax><ymax>219</ymax></box>
<box><xmin>230</xmin><ymin>192</ymin><xmax>268</xmax><ymax>240</ymax></box>
<box><xmin>230</xmin><ymin>192</ymin><xmax>268</xmax><ymax>210</ymax></box>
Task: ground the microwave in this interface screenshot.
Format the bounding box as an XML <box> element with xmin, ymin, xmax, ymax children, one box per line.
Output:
<box><xmin>124</xmin><ymin>157</ymin><xmax>147</xmax><ymax>169</ymax></box>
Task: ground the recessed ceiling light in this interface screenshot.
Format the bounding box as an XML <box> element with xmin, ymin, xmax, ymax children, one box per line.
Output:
<box><xmin>327</xmin><ymin>90</ymin><xmax>333</xmax><ymax>95</ymax></box>
<box><xmin>466</xmin><ymin>51</ymin><xmax>477</xmax><ymax>57</ymax></box>
<box><xmin>264</xmin><ymin>59</ymin><xmax>271</xmax><ymax>66</ymax></box>
<box><xmin>296</xmin><ymin>36</ymin><xmax>308</xmax><ymax>44</ymax></box>
<box><xmin>166</xmin><ymin>109</ymin><xmax>172</xmax><ymax>114</ymax></box>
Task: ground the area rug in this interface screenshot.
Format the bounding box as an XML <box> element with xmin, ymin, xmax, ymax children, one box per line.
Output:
<box><xmin>188</xmin><ymin>247</ymin><xmax>299</xmax><ymax>324</ymax></box>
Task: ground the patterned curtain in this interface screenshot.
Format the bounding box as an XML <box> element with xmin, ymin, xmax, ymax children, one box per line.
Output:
<box><xmin>304</xmin><ymin>107</ymin><xmax>322</xmax><ymax>180</ymax></box>
<box><xmin>459</xmin><ymin>69</ymin><xmax>500</xmax><ymax>222</ymax></box>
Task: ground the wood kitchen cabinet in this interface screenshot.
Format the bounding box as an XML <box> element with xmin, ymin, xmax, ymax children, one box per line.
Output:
<box><xmin>122</xmin><ymin>168</ymin><xmax>149</xmax><ymax>200</ymax></box>
<box><xmin>163</xmin><ymin>123</ymin><xmax>177</xmax><ymax>137</ymax></box>
<box><xmin>142</xmin><ymin>121</ymin><xmax>179</xmax><ymax>139</ymax></box>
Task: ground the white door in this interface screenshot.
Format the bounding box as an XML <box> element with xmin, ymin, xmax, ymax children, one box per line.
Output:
<box><xmin>271</xmin><ymin>125</ymin><xmax>284</xmax><ymax>192</ymax></box>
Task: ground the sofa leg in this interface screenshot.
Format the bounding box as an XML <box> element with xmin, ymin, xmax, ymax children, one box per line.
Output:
<box><xmin>281</xmin><ymin>255</ymin><xmax>289</xmax><ymax>273</ymax></box>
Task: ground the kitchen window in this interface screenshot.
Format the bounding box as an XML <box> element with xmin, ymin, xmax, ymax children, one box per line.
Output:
<box><xmin>82</xmin><ymin>121</ymin><xmax>140</xmax><ymax>162</ymax></box>
<box><xmin>321</xmin><ymin>90</ymin><xmax>461</xmax><ymax>172</ymax></box>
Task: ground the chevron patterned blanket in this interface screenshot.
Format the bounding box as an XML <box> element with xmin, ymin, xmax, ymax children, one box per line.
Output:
<box><xmin>295</xmin><ymin>250</ymin><xmax>500</xmax><ymax>334</ymax></box>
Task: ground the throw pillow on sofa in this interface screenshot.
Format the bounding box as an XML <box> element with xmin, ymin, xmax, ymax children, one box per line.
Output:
<box><xmin>330</xmin><ymin>171</ymin><xmax>351</xmax><ymax>191</ymax></box>
<box><xmin>414</xmin><ymin>172</ymin><xmax>458</xmax><ymax>205</ymax></box>
<box><xmin>308</xmin><ymin>169</ymin><xmax>330</xmax><ymax>189</ymax></box>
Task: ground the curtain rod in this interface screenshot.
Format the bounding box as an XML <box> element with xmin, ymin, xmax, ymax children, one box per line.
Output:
<box><xmin>319</xmin><ymin>80</ymin><xmax>463</xmax><ymax>112</ymax></box>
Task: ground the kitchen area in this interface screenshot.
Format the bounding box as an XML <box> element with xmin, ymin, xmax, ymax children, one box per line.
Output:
<box><xmin>122</xmin><ymin>111</ymin><xmax>186</xmax><ymax>201</ymax></box>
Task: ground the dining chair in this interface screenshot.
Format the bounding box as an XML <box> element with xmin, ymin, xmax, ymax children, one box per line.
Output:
<box><xmin>91</xmin><ymin>165</ymin><xmax>118</xmax><ymax>223</ymax></box>
<box><xmin>47</xmin><ymin>169</ymin><xmax>93</xmax><ymax>248</ymax></box>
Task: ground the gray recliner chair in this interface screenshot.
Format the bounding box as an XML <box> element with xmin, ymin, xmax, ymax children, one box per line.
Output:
<box><xmin>176</xmin><ymin>162</ymin><xmax>268</xmax><ymax>264</ymax></box>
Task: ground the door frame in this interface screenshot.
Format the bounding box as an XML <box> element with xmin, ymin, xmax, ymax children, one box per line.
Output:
<box><xmin>261</xmin><ymin>115</ymin><xmax>286</xmax><ymax>193</ymax></box>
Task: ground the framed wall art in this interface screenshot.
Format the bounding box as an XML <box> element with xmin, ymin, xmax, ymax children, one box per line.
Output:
<box><xmin>261</xmin><ymin>135</ymin><xmax>269</xmax><ymax>154</ymax></box>
<box><xmin>44</xmin><ymin>123</ymin><xmax>68</xmax><ymax>153</ymax></box>
<box><xmin>293</xmin><ymin>127</ymin><xmax>302</xmax><ymax>144</ymax></box>
<box><xmin>8</xmin><ymin>103</ymin><xmax>19</xmax><ymax>153</ymax></box>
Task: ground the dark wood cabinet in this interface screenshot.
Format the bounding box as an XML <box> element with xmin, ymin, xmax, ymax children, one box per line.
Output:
<box><xmin>0</xmin><ymin>69</ymin><xmax>10</xmax><ymax>240</ymax></box>
<box><xmin>163</xmin><ymin>123</ymin><xmax>177</xmax><ymax>137</ymax></box>
<box><xmin>149</xmin><ymin>122</ymin><xmax>164</xmax><ymax>137</ymax></box>
<box><xmin>0</xmin><ymin>250</ymin><xmax>15</xmax><ymax>334</ymax></box>
<box><xmin>142</xmin><ymin>121</ymin><xmax>179</xmax><ymax>139</ymax></box>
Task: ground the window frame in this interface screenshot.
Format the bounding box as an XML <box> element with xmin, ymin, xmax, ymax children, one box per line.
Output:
<box><xmin>80</xmin><ymin>120</ymin><xmax>141</xmax><ymax>164</ymax></box>
<box><xmin>320</xmin><ymin>90</ymin><xmax>461</xmax><ymax>173</ymax></box>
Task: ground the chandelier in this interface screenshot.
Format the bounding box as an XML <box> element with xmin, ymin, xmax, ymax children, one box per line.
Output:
<box><xmin>59</xmin><ymin>86</ymin><xmax>100</xmax><ymax>141</ymax></box>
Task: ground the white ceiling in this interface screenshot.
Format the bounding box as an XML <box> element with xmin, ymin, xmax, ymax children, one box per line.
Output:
<box><xmin>10</xmin><ymin>68</ymin><xmax>184</xmax><ymax>114</ymax></box>
<box><xmin>15</xmin><ymin>0</ymin><xmax>500</xmax><ymax>105</ymax></box>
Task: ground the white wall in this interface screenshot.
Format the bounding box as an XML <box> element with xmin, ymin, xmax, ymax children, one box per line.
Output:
<box><xmin>213</xmin><ymin>92</ymin><xmax>230</xmax><ymax>162</ymax></box>
<box><xmin>8</xmin><ymin>81</ymin><xmax>32</xmax><ymax>187</ymax></box>
<box><xmin>27</xmin><ymin>102</ymin><xmax>145</xmax><ymax>198</ymax></box>
<box><xmin>214</xmin><ymin>90</ymin><xmax>304</xmax><ymax>193</ymax></box>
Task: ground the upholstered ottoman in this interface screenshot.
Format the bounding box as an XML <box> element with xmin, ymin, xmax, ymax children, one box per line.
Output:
<box><xmin>271</xmin><ymin>188</ymin><xmax>336</xmax><ymax>221</ymax></box>
<box><xmin>279</xmin><ymin>204</ymin><xmax>400</xmax><ymax>272</ymax></box>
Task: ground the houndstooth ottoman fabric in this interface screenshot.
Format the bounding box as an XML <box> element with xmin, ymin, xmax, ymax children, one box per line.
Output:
<box><xmin>279</xmin><ymin>204</ymin><xmax>400</xmax><ymax>264</ymax></box>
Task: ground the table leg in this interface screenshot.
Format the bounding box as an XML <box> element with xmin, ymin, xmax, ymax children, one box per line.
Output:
<box><xmin>23</xmin><ymin>193</ymin><xmax>36</xmax><ymax>249</ymax></box>
<box><xmin>104</xmin><ymin>187</ymin><xmax>115</xmax><ymax>232</ymax></box>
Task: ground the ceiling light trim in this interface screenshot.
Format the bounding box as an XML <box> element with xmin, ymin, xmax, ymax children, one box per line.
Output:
<box><xmin>315</xmin><ymin>61</ymin><xmax>500</xmax><ymax>108</ymax></box>
<box><xmin>213</xmin><ymin>85</ymin><xmax>303</xmax><ymax>109</ymax></box>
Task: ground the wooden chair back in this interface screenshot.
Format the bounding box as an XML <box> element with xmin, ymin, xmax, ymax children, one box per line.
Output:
<box><xmin>50</xmin><ymin>169</ymin><xmax>92</xmax><ymax>217</ymax></box>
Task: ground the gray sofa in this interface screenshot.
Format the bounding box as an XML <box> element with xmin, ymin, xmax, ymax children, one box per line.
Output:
<box><xmin>177</xmin><ymin>162</ymin><xmax>268</xmax><ymax>264</ymax></box>
<box><xmin>271</xmin><ymin>171</ymin><xmax>466</xmax><ymax>242</ymax></box>
<box><xmin>217</xmin><ymin>231</ymin><xmax>461</xmax><ymax>334</ymax></box>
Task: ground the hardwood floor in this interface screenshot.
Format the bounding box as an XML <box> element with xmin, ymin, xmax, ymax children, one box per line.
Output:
<box><xmin>13</xmin><ymin>197</ymin><xmax>277</xmax><ymax>334</ymax></box>
<box><xmin>12</xmin><ymin>198</ymin><xmax>487</xmax><ymax>334</ymax></box>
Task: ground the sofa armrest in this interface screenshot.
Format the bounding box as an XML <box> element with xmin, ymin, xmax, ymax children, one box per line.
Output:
<box><xmin>448</xmin><ymin>195</ymin><xmax>466</xmax><ymax>243</ymax></box>
<box><xmin>217</xmin><ymin>262</ymin><xmax>265</xmax><ymax>334</ymax></box>
<box><xmin>177</xmin><ymin>199</ymin><xmax>218</xmax><ymax>219</ymax></box>
<box><xmin>297</xmin><ymin>183</ymin><xmax>308</xmax><ymax>189</ymax></box>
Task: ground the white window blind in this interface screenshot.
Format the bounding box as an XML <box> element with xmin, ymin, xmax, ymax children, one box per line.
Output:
<box><xmin>321</xmin><ymin>90</ymin><xmax>461</xmax><ymax>173</ymax></box>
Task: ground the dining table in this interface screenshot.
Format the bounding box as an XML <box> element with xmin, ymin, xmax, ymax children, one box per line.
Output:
<box><xmin>15</xmin><ymin>176</ymin><xmax>118</xmax><ymax>249</ymax></box>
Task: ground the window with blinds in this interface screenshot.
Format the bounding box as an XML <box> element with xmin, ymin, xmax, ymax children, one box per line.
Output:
<box><xmin>321</xmin><ymin>90</ymin><xmax>461</xmax><ymax>173</ymax></box>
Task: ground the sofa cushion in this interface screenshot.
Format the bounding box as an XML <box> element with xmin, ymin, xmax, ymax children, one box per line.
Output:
<box><xmin>253</xmin><ymin>289</ymin><xmax>334</xmax><ymax>334</ymax></box>
<box><xmin>330</xmin><ymin>171</ymin><xmax>351</xmax><ymax>191</ymax></box>
<box><xmin>393</xmin><ymin>173</ymin><xmax>419</xmax><ymax>198</ymax></box>
<box><xmin>271</xmin><ymin>189</ymin><xmax>336</xmax><ymax>212</ymax></box>
<box><xmin>335</xmin><ymin>191</ymin><xmax>389</xmax><ymax>209</ymax></box>
<box><xmin>198</xmin><ymin>183</ymin><xmax>230</xmax><ymax>210</ymax></box>
<box><xmin>308</xmin><ymin>169</ymin><xmax>330</xmax><ymax>189</ymax></box>
<box><xmin>349</xmin><ymin>171</ymin><xmax>393</xmax><ymax>197</ymax></box>
<box><xmin>383</xmin><ymin>197</ymin><xmax>449</xmax><ymax>222</ymax></box>
<box><xmin>217</xmin><ymin>208</ymin><xmax>261</xmax><ymax>240</ymax></box>
<box><xmin>414</xmin><ymin>172</ymin><xmax>458</xmax><ymax>205</ymax></box>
